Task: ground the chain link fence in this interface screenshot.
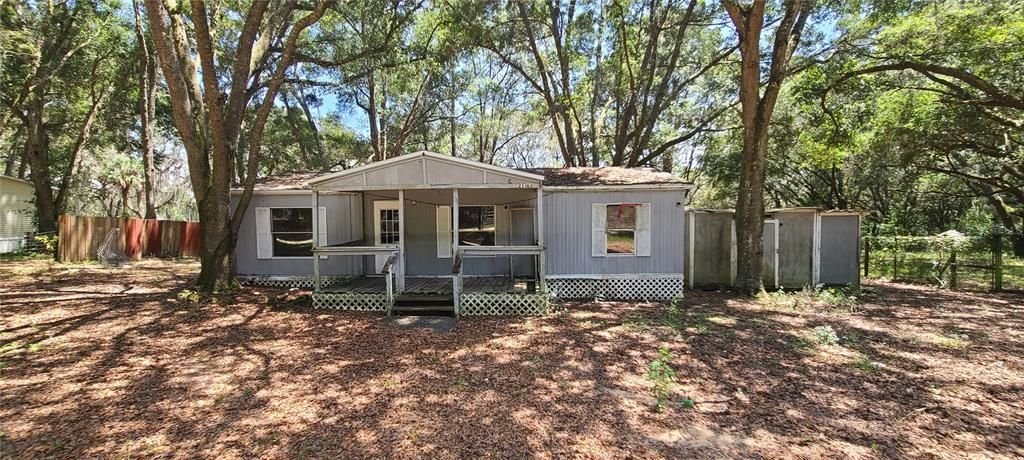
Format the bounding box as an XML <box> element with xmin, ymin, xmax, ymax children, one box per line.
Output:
<box><xmin>863</xmin><ymin>230</ymin><xmax>1022</xmax><ymax>292</ymax></box>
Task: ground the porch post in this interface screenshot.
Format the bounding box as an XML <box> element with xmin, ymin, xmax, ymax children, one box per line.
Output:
<box><xmin>312</xmin><ymin>189</ymin><xmax>321</xmax><ymax>292</ymax></box>
<box><xmin>452</xmin><ymin>188</ymin><xmax>460</xmax><ymax>316</ymax></box>
<box><xmin>452</xmin><ymin>188</ymin><xmax>460</xmax><ymax>253</ymax></box>
<box><xmin>536</xmin><ymin>185</ymin><xmax>546</xmax><ymax>292</ymax></box>
<box><xmin>398</xmin><ymin>188</ymin><xmax>406</xmax><ymax>292</ymax></box>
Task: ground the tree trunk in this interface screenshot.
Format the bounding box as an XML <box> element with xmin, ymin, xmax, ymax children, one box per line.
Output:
<box><xmin>195</xmin><ymin>198</ymin><xmax>237</xmax><ymax>289</ymax></box>
<box><xmin>724</xmin><ymin>0</ymin><xmax>812</xmax><ymax>294</ymax></box>
<box><xmin>135</xmin><ymin>0</ymin><xmax>159</xmax><ymax>219</ymax></box>
<box><xmin>23</xmin><ymin>97</ymin><xmax>59</xmax><ymax>233</ymax></box>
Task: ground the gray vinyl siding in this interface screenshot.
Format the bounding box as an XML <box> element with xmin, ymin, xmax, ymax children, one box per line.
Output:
<box><xmin>775</xmin><ymin>211</ymin><xmax>815</xmax><ymax>287</ymax></box>
<box><xmin>232</xmin><ymin>193</ymin><xmax>363</xmax><ymax>276</ymax></box>
<box><xmin>819</xmin><ymin>215</ymin><xmax>860</xmax><ymax>285</ymax></box>
<box><xmin>543</xmin><ymin>190</ymin><xmax>686</xmax><ymax>275</ymax></box>
<box><xmin>1</xmin><ymin>177</ymin><xmax>35</xmax><ymax>252</ymax></box>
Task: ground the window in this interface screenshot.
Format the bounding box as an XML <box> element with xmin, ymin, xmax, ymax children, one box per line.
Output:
<box><xmin>378</xmin><ymin>208</ymin><xmax>400</xmax><ymax>244</ymax></box>
<box><xmin>606</xmin><ymin>204</ymin><xmax>637</xmax><ymax>254</ymax></box>
<box><xmin>271</xmin><ymin>208</ymin><xmax>313</xmax><ymax>257</ymax></box>
<box><xmin>457</xmin><ymin>206</ymin><xmax>496</xmax><ymax>246</ymax></box>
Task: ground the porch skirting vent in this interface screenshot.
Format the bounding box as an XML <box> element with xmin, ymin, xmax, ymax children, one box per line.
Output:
<box><xmin>240</xmin><ymin>275</ymin><xmax>348</xmax><ymax>289</ymax></box>
<box><xmin>547</xmin><ymin>275</ymin><xmax>684</xmax><ymax>301</ymax></box>
<box><xmin>460</xmin><ymin>292</ymin><xmax>550</xmax><ymax>316</ymax></box>
<box><xmin>312</xmin><ymin>292</ymin><xmax>390</xmax><ymax>311</ymax></box>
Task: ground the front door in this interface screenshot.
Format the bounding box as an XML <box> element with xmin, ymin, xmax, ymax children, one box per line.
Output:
<box><xmin>510</xmin><ymin>208</ymin><xmax>536</xmax><ymax>278</ymax></box>
<box><xmin>373</xmin><ymin>200</ymin><xmax>400</xmax><ymax>273</ymax></box>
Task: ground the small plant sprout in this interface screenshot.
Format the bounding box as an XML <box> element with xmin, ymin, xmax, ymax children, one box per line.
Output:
<box><xmin>647</xmin><ymin>347</ymin><xmax>677</xmax><ymax>413</ymax></box>
<box><xmin>813</xmin><ymin>325</ymin><xmax>840</xmax><ymax>345</ymax></box>
<box><xmin>177</xmin><ymin>289</ymin><xmax>201</xmax><ymax>303</ymax></box>
<box><xmin>680</xmin><ymin>397</ymin><xmax>696</xmax><ymax>409</ymax></box>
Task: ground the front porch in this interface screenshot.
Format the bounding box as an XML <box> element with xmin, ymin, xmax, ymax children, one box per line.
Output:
<box><xmin>308</xmin><ymin>151</ymin><xmax>549</xmax><ymax>316</ymax></box>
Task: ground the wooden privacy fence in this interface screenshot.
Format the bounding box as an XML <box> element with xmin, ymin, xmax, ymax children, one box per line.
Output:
<box><xmin>58</xmin><ymin>215</ymin><xmax>200</xmax><ymax>262</ymax></box>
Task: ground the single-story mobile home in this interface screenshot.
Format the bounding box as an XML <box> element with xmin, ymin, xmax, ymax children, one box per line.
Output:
<box><xmin>0</xmin><ymin>175</ymin><xmax>35</xmax><ymax>253</ymax></box>
<box><xmin>231</xmin><ymin>151</ymin><xmax>692</xmax><ymax>315</ymax></box>
<box><xmin>231</xmin><ymin>151</ymin><xmax>863</xmax><ymax>316</ymax></box>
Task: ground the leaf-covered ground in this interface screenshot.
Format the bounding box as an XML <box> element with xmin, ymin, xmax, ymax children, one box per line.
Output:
<box><xmin>1</xmin><ymin>259</ymin><xmax>1022</xmax><ymax>459</ymax></box>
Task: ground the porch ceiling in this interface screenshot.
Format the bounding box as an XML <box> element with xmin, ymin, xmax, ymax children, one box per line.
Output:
<box><xmin>363</xmin><ymin>188</ymin><xmax>538</xmax><ymax>206</ymax></box>
<box><xmin>310</xmin><ymin>151</ymin><xmax>543</xmax><ymax>192</ymax></box>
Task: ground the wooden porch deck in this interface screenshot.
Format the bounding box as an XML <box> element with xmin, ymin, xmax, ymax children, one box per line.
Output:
<box><xmin>322</xmin><ymin>276</ymin><xmax>537</xmax><ymax>294</ymax></box>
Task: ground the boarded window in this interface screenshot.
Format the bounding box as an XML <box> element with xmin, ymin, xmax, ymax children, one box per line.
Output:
<box><xmin>457</xmin><ymin>206</ymin><xmax>495</xmax><ymax>246</ymax></box>
<box><xmin>606</xmin><ymin>204</ymin><xmax>636</xmax><ymax>254</ymax></box>
<box><xmin>271</xmin><ymin>208</ymin><xmax>313</xmax><ymax>257</ymax></box>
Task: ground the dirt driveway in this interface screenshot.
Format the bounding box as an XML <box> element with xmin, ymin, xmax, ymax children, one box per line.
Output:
<box><xmin>1</xmin><ymin>259</ymin><xmax>1022</xmax><ymax>458</ymax></box>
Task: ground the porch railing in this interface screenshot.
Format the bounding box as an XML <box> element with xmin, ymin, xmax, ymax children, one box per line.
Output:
<box><xmin>452</xmin><ymin>251</ymin><xmax>464</xmax><ymax>317</ymax></box>
<box><xmin>381</xmin><ymin>253</ymin><xmax>397</xmax><ymax>315</ymax></box>
<box><xmin>311</xmin><ymin>244</ymin><xmax>400</xmax><ymax>292</ymax></box>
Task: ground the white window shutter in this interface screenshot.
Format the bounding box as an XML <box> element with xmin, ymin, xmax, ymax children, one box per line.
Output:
<box><xmin>436</xmin><ymin>205</ymin><xmax>452</xmax><ymax>258</ymax></box>
<box><xmin>636</xmin><ymin>203</ymin><xmax>652</xmax><ymax>256</ymax></box>
<box><xmin>591</xmin><ymin>203</ymin><xmax>607</xmax><ymax>257</ymax></box>
<box><xmin>255</xmin><ymin>207</ymin><xmax>272</xmax><ymax>259</ymax></box>
<box><xmin>318</xmin><ymin>206</ymin><xmax>328</xmax><ymax>259</ymax></box>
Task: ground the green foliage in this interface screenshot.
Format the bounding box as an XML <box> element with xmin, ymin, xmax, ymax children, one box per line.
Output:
<box><xmin>852</xmin><ymin>356</ymin><xmax>881</xmax><ymax>373</ymax></box>
<box><xmin>177</xmin><ymin>289</ymin><xmax>201</xmax><ymax>303</ymax></box>
<box><xmin>647</xmin><ymin>347</ymin><xmax>676</xmax><ymax>413</ymax></box>
<box><xmin>813</xmin><ymin>325</ymin><xmax>840</xmax><ymax>346</ymax></box>
<box><xmin>32</xmin><ymin>234</ymin><xmax>58</xmax><ymax>254</ymax></box>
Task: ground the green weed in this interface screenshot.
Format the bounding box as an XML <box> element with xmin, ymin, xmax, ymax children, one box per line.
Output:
<box><xmin>813</xmin><ymin>325</ymin><xmax>840</xmax><ymax>345</ymax></box>
<box><xmin>852</xmin><ymin>356</ymin><xmax>881</xmax><ymax>373</ymax></box>
<box><xmin>647</xmin><ymin>347</ymin><xmax>677</xmax><ymax>413</ymax></box>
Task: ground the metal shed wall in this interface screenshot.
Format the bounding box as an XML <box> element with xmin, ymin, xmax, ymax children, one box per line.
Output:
<box><xmin>543</xmin><ymin>190</ymin><xmax>686</xmax><ymax>276</ymax></box>
<box><xmin>686</xmin><ymin>212</ymin><xmax>733</xmax><ymax>286</ymax></box>
<box><xmin>819</xmin><ymin>215</ymin><xmax>860</xmax><ymax>284</ymax></box>
<box><xmin>233</xmin><ymin>193</ymin><xmax>364</xmax><ymax>276</ymax></box>
<box><xmin>773</xmin><ymin>211</ymin><xmax>815</xmax><ymax>287</ymax></box>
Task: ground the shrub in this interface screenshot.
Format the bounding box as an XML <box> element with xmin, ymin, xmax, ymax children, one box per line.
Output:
<box><xmin>33</xmin><ymin>234</ymin><xmax>58</xmax><ymax>254</ymax></box>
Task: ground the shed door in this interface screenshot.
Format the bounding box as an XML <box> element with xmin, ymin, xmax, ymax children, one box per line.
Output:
<box><xmin>510</xmin><ymin>208</ymin><xmax>535</xmax><ymax>278</ymax></box>
<box><xmin>762</xmin><ymin>220</ymin><xmax>779</xmax><ymax>289</ymax></box>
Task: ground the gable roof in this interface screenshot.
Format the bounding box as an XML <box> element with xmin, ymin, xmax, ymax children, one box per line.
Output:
<box><xmin>520</xmin><ymin>167</ymin><xmax>688</xmax><ymax>187</ymax></box>
<box><xmin>243</xmin><ymin>171</ymin><xmax>323</xmax><ymax>191</ymax></box>
<box><xmin>309</xmin><ymin>151</ymin><xmax>544</xmax><ymax>188</ymax></box>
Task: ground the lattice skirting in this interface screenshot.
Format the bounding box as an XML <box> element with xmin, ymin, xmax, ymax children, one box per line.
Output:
<box><xmin>239</xmin><ymin>275</ymin><xmax>348</xmax><ymax>289</ymax></box>
<box><xmin>313</xmin><ymin>292</ymin><xmax>389</xmax><ymax>311</ymax></box>
<box><xmin>460</xmin><ymin>292</ymin><xmax>549</xmax><ymax>316</ymax></box>
<box><xmin>548</xmin><ymin>277</ymin><xmax>684</xmax><ymax>300</ymax></box>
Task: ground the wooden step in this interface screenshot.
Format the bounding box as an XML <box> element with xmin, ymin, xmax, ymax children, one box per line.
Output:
<box><xmin>394</xmin><ymin>304</ymin><xmax>455</xmax><ymax>317</ymax></box>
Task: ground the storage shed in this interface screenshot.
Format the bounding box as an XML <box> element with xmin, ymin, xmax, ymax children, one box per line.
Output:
<box><xmin>685</xmin><ymin>209</ymin><xmax>780</xmax><ymax>289</ymax></box>
<box><xmin>685</xmin><ymin>207</ymin><xmax>862</xmax><ymax>289</ymax></box>
<box><xmin>0</xmin><ymin>175</ymin><xmax>35</xmax><ymax>253</ymax></box>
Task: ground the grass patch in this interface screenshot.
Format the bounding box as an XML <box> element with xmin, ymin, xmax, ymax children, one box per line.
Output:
<box><xmin>921</xmin><ymin>332</ymin><xmax>971</xmax><ymax>349</ymax></box>
<box><xmin>852</xmin><ymin>356</ymin><xmax>881</xmax><ymax>373</ymax></box>
<box><xmin>788</xmin><ymin>335</ymin><xmax>815</xmax><ymax>353</ymax></box>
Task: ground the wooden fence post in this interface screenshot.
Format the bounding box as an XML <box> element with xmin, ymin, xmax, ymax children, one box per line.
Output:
<box><xmin>863</xmin><ymin>237</ymin><xmax>870</xmax><ymax>278</ymax></box>
<box><xmin>949</xmin><ymin>248</ymin><xmax>958</xmax><ymax>290</ymax></box>
<box><xmin>993</xmin><ymin>232</ymin><xmax>1003</xmax><ymax>292</ymax></box>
